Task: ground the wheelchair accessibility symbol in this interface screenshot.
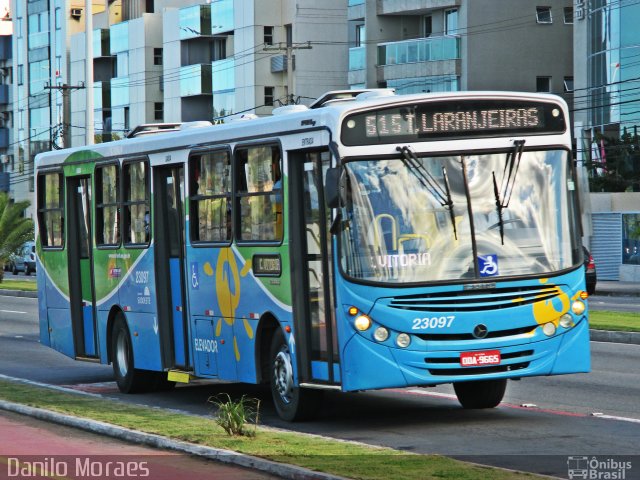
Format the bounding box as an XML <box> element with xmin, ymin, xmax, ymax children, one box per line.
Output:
<box><xmin>191</xmin><ymin>262</ymin><xmax>199</xmax><ymax>290</ymax></box>
<box><xmin>478</xmin><ymin>254</ymin><xmax>499</xmax><ymax>277</ymax></box>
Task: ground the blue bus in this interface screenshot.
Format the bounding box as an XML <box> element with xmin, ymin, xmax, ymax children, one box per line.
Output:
<box><xmin>35</xmin><ymin>90</ymin><xmax>589</xmax><ymax>420</ymax></box>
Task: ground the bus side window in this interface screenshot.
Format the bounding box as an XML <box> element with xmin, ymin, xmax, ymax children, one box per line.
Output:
<box><xmin>37</xmin><ymin>173</ymin><xmax>65</xmax><ymax>248</ymax></box>
<box><xmin>123</xmin><ymin>160</ymin><xmax>150</xmax><ymax>247</ymax></box>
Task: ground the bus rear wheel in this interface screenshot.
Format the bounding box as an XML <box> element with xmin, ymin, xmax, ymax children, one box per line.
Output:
<box><xmin>269</xmin><ymin>329</ymin><xmax>321</xmax><ymax>421</ymax></box>
<box><xmin>453</xmin><ymin>379</ymin><xmax>507</xmax><ymax>409</ymax></box>
<box><xmin>111</xmin><ymin>314</ymin><xmax>157</xmax><ymax>393</ymax></box>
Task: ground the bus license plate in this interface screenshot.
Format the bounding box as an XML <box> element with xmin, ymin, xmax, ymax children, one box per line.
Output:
<box><xmin>460</xmin><ymin>350</ymin><xmax>501</xmax><ymax>367</ymax></box>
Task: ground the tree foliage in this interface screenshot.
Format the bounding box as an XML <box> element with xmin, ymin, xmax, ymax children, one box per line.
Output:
<box><xmin>0</xmin><ymin>192</ymin><xmax>34</xmax><ymax>282</ymax></box>
<box><xmin>586</xmin><ymin>128</ymin><xmax>640</xmax><ymax>192</ymax></box>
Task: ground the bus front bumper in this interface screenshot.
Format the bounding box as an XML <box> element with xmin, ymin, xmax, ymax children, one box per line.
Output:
<box><xmin>340</xmin><ymin>318</ymin><xmax>590</xmax><ymax>392</ymax></box>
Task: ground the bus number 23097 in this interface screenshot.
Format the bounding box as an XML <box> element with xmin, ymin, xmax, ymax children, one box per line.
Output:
<box><xmin>412</xmin><ymin>316</ymin><xmax>455</xmax><ymax>330</ymax></box>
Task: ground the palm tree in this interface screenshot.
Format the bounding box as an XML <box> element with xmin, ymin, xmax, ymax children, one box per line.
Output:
<box><xmin>0</xmin><ymin>192</ymin><xmax>34</xmax><ymax>282</ymax></box>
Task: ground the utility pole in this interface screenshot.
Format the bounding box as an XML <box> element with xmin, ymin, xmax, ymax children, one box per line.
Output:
<box><xmin>44</xmin><ymin>84</ymin><xmax>86</xmax><ymax>149</ymax></box>
<box><xmin>263</xmin><ymin>41</ymin><xmax>312</xmax><ymax>105</ymax></box>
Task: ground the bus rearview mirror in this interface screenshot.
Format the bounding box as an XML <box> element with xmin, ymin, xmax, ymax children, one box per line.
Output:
<box><xmin>325</xmin><ymin>167</ymin><xmax>340</xmax><ymax>209</ymax></box>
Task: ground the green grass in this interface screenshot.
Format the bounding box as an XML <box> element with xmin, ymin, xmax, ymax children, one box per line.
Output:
<box><xmin>0</xmin><ymin>279</ymin><xmax>37</xmax><ymax>291</ymax></box>
<box><xmin>589</xmin><ymin>310</ymin><xmax>640</xmax><ymax>332</ymax></box>
<box><xmin>0</xmin><ymin>379</ymin><xmax>542</xmax><ymax>480</ymax></box>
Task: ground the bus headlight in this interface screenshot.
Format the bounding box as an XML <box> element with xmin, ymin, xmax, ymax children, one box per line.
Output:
<box><xmin>559</xmin><ymin>314</ymin><xmax>573</xmax><ymax>328</ymax></box>
<box><xmin>374</xmin><ymin>327</ymin><xmax>389</xmax><ymax>342</ymax></box>
<box><xmin>571</xmin><ymin>300</ymin><xmax>586</xmax><ymax>316</ymax></box>
<box><xmin>354</xmin><ymin>314</ymin><xmax>372</xmax><ymax>331</ymax></box>
<box><xmin>542</xmin><ymin>322</ymin><xmax>556</xmax><ymax>336</ymax></box>
<box><xmin>396</xmin><ymin>333</ymin><xmax>411</xmax><ymax>348</ymax></box>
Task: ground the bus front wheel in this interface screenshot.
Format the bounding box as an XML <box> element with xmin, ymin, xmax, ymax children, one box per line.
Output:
<box><xmin>111</xmin><ymin>314</ymin><xmax>156</xmax><ymax>393</ymax></box>
<box><xmin>269</xmin><ymin>329</ymin><xmax>321</xmax><ymax>421</ymax></box>
<box><xmin>453</xmin><ymin>379</ymin><xmax>507</xmax><ymax>409</ymax></box>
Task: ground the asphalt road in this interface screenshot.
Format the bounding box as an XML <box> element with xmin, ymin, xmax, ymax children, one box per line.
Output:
<box><xmin>588</xmin><ymin>294</ymin><xmax>640</xmax><ymax>313</ymax></box>
<box><xmin>1</xmin><ymin>296</ymin><xmax>639</xmax><ymax>479</ymax></box>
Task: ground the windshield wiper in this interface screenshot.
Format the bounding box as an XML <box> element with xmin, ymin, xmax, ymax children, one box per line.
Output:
<box><xmin>397</xmin><ymin>146</ymin><xmax>457</xmax><ymax>240</ymax></box>
<box><xmin>492</xmin><ymin>140</ymin><xmax>525</xmax><ymax>245</ymax></box>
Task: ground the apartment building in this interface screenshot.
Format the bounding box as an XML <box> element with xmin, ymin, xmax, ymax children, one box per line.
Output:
<box><xmin>8</xmin><ymin>0</ymin><xmax>348</xmax><ymax>212</ymax></box>
<box><xmin>0</xmin><ymin>31</ymin><xmax>11</xmax><ymax>194</ymax></box>
<box><xmin>348</xmin><ymin>0</ymin><xmax>573</xmax><ymax>101</ymax></box>
<box><xmin>573</xmin><ymin>0</ymin><xmax>640</xmax><ymax>281</ymax></box>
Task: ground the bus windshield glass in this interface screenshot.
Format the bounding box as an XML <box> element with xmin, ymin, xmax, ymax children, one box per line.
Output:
<box><xmin>338</xmin><ymin>149</ymin><xmax>580</xmax><ymax>283</ymax></box>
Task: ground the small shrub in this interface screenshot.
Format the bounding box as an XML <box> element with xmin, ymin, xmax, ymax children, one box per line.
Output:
<box><xmin>208</xmin><ymin>394</ymin><xmax>260</xmax><ymax>437</ymax></box>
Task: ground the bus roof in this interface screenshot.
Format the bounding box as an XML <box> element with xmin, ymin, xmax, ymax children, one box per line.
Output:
<box><xmin>35</xmin><ymin>90</ymin><xmax>569</xmax><ymax>169</ymax></box>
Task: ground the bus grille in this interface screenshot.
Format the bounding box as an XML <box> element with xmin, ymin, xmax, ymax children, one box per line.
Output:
<box><xmin>387</xmin><ymin>285</ymin><xmax>563</xmax><ymax>312</ymax></box>
<box><xmin>415</xmin><ymin>325</ymin><xmax>536</xmax><ymax>341</ymax></box>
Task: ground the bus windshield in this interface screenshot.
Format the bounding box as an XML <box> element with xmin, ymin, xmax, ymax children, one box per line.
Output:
<box><xmin>338</xmin><ymin>149</ymin><xmax>580</xmax><ymax>284</ymax></box>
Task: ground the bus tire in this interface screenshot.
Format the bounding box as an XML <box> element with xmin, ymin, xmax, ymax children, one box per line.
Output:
<box><xmin>453</xmin><ymin>379</ymin><xmax>507</xmax><ymax>409</ymax></box>
<box><xmin>269</xmin><ymin>329</ymin><xmax>321</xmax><ymax>421</ymax></box>
<box><xmin>111</xmin><ymin>314</ymin><xmax>156</xmax><ymax>393</ymax></box>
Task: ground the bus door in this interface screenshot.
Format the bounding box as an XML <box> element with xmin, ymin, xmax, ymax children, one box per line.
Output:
<box><xmin>289</xmin><ymin>150</ymin><xmax>340</xmax><ymax>385</ymax></box>
<box><xmin>66</xmin><ymin>176</ymin><xmax>98</xmax><ymax>359</ymax></box>
<box><xmin>153</xmin><ymin>166</ymin><xmax>190</xmax><ymax>370</ymax></box>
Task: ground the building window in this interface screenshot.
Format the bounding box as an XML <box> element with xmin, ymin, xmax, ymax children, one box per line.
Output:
<box><xmin>190</xmin><ymin>149</ymin><xmax>232</xmax><ymax>243</ymax></box>
<box><xmin>37</xmin><ymin>173</ymin><xmax>64</xmax><ymax>248</ymax></box>
<box><xmin>154</xmin><ymin>102</ymin><xmax>163</xmax><ymax>121</ymax></box>
<box><xmin>423</xmin><ymin>16</ymin><xmax>432</xmax><ymax>37</ymax></box>
<box><xmin>264</xmin><ymin>86</ymin><xmax>274</xmax><ymax>106</ymax></box>
<box><xmin>17</xmin><ymin>65</ymin><xmax>23</xmax><ymax>85</ymax></box>
<box><xmin>264</xmin><ymin>26</ymin><xmax>274</xmax><ymax>46</ymax></box>
<box><xmin>356</xmin><ymin>24</ymin><xmax>365</xmax><ymax>47</ymax></box>
<box><xmin>95</xmin><ymin>163</ymin><xmax>120</xmax><ymax>246</ymax></box>
<box><xmin>285</xmin><ymin>24</ymin><xmax>293</xmax><ymax>47</ymax></box>
<box><xmin>445</xmin><ymin>9</ymin><xmax>458</xmax><ymax>35</ymax></box>
<box><xmin>235</xmin><ymin>145</ymin><xmax>283</xmax><ymax>242</ymax></box>
<box><xmin>536</xmin><ymin>6</ymin><xmax>552</xmax><ymax>24</ymax></box>
<box><xmin>563</xmin><ymin>7</ymin><xmax>573</xmax><ymax>24</ymax></box>
<box><xmin>154</xmin><ymin>48</ymin><xmax>163</xmax><ymax>66</ymax></box>
<box><xmin>564</xmin><ymin>77</ymin><xmax>574</xmax><ymax>92</ymax></box>
<box><xmin>123</xmin><ymin>160</ymin><xmax>150</xmax><ymax>246</ymax></box>
<box><xmin>536</xmin><ymin>76</ymin><xmax>551</xmax><ymax>92</ymax></box>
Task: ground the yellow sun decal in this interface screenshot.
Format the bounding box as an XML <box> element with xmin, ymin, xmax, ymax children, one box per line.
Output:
<box><xmin>214</xmin><ymin>248</ymin><xmax>255</xmax><ymax>361</ymax></box>
<box><xmin>532</xmin><ymin>280</ymin><xmax>570</xmax><ymax>326</ymax></box>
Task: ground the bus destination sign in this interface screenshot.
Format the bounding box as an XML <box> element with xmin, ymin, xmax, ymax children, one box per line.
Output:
<box><xmin>341</xmin><ymin>100</ymin><xmax>566</xmax><ymax>146</ymax></box>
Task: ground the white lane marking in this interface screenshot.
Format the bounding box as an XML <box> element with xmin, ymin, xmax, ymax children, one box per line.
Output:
<box><xmin>0</xmin><ymin>310</ymin><xmax>28</xmax><ymax>314</ymax></box>
<box><xmin>595</xmin><ymin>414</ymin><xmax>640</xmax><ymax>424</ymax></box>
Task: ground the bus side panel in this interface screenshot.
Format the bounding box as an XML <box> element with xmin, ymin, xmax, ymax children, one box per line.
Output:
<box><xmin>186</xmin><ymin>246</ymin><xmax>293</xmax><ymax>384</ymax></box>
<box><xmin>126</xmin><ymin>312</ymin><xmax>163</xmax><ymax>371</ymax></box>
<box><xmin>36</xmin><ymin>256</ymin><xmax>50</xmax><ymax>347</ymax></box>
<box><xmin>114</xmin><ymin>247</ymin><xmax>163</xmax><ymax>372</ymax></box>
<box><xmin>48</xmin><ymin>308</ymin><xmax>76</xmax><ymax>358</ymax></box>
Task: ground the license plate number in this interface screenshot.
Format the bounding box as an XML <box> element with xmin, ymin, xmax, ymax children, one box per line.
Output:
<box><xmin>460</xmin><ymin>350</ymin><xmax>501</xmax><ymax>367</ymax></box>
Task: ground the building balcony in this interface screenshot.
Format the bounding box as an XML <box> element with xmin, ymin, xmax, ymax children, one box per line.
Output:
<box><xmin>349</xmin><ymin>46</ymin><xmax>365</xmax><ymax>71</ymax></box>
<box><xmin>93</xmin><ymin>29</ymin><xmax>112</xmax><ymax>58</ymax></box>
<box><xmin>348</xmin><ymin>0</ymin><xmax>365</xmax><ymax>21</ymax></box>
<box><xmin>378</xmin><ymin>36</ymin><xmax>460</xmax><ymax>66</ymax></box>
<box><xmin>110</xmin><ymin>77</ymin><xmax>129</xmax><ymax>107</ymax></box>
<box><xmin>377</xmin><ymin>0</ymin><xmax>460</xmax><ymax>16</ymax></box>
<box><xmin>179</xmin><ymin>0</ymin><xmax>233</xmax><ymax>40</ymax></box>
<box><xmin>212</xmin><ymin>58</ymin><xmax>234</xmax><ymax>92</ymax></box>
<box><xmin>180</xmin><ymin>64</ymin><xmax>212</xmax><ymax>97</ymax></box>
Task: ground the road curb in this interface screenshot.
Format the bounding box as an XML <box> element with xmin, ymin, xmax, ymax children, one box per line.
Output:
<box><xmin>0</xmin><ymin>289</ymin><xmax>37</xmax><ymax>298</ymax></box>
<box><xmin>0</xmin><ymin>399</ymin><xmax>348</xmax><ymax>480</ymax></box>
<box><xmin>590</xmin><ymin>329</ymin><xmax>640</xmax><ymax>345</ymax></box>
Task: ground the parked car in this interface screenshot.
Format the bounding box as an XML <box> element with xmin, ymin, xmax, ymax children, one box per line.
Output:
<box><xmin>4</xmin><ymin>241</ymin><xmax>36</xmax><ymax>275</ymax></box>
<box><xmin>583</xmin><ymin>246</ymin><xmax>597</xmax><ymax>295</ymax></box>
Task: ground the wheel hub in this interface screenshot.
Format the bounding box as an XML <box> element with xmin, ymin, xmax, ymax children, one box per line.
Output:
<box><xmin>273</xmin><ymin>349</ymin><xmax>293</xmax><ymax>404</ymax></box>
<box><xmin>115</xmin><ymin>332</ymin><xmax>129</xmax><ymax>378</ymax></box>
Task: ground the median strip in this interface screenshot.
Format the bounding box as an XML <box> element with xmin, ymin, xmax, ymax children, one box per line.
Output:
<box><xmin>0</xmin><ymin>378</ymin><xmax>543</xmax><ymax>480</ymax></box>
